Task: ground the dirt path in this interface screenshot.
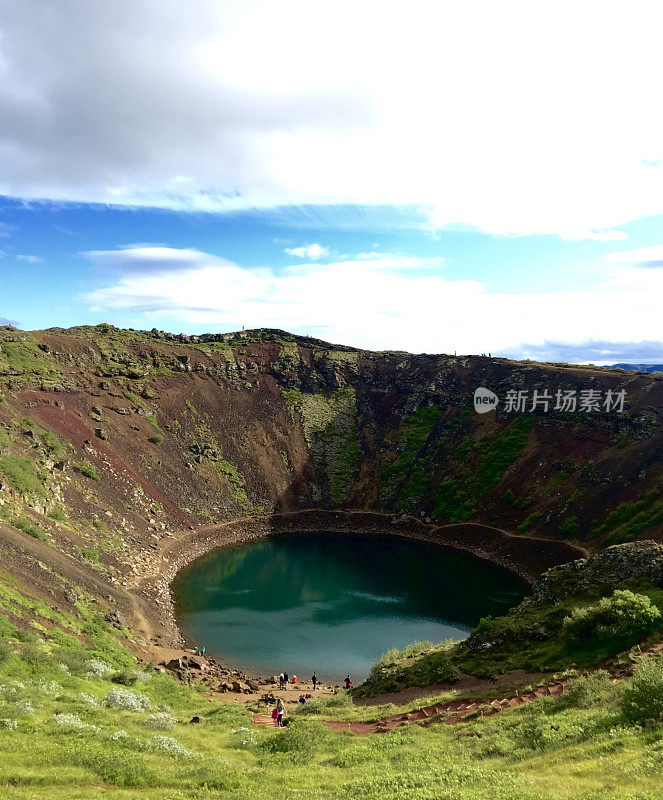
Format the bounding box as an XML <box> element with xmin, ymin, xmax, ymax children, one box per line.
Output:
<box><xmin>256</xmin><ymin>640</ymin><xmax>663</xmax><ymax>736</ymax></box>
<box><xmin>251</xmin><ymin>679</ymin><xmax>570</xmax><ymax>734</ymax></box>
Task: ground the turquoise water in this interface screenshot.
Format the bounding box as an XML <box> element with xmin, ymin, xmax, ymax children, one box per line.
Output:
<box><xmin>171</xmin><ymin>533</ymin><xmax>527</xmax><ymax>681</ymax></box>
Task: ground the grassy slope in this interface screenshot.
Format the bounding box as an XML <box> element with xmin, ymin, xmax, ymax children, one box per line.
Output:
<box><xmin>0</xmin><ymin>572</ymin><xmax>663</xmax><ymax>799</ymax></box>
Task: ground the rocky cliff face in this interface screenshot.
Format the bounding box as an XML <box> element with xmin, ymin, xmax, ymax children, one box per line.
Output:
<box><xmin>0</xmin><ymin>323</ymin><xmax>662</xmax><ymax>603</ymax></box>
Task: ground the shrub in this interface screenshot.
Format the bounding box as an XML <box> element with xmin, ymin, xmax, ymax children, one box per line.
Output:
<box><xmin>561</xmin><ymin>516</ymin><xmax>580</xmax><ymax>536</ymax></box>
<box><xmin>36</xmin><ymin>680</ymin><xmax>61</xmax><ymax>697</ymax></box>
<box><xmin>111</xmin><ymin>670</ymin><xmax>139</xmax><ymax>686</ymax></box>
<box><xmin>474</xmin><ymin>616</ymin><xmax>494</xmax><ymax>634</ymax></box>
<box><xmin>297</xmin><ymin>690</ymin><xmax>354</xmax><ymax>716</ymax></box>
<box><xmin>563</xmin><ymin>590</ymin><xmax>661</xmax><ymax>644</ymax></box>
<box><xmin>85</xmin><ymin>659</ymin><xmax>113</xmax><ymax>679</ymax></box>
<box><xmin>54</xmin><ymin>713</ymin><xmax>100</xmax><ymax>735</ymax></box>
<box><xmin>6</xmin><ymin>700</ymin><xmax>33</xmax><ymax>717</ymax></box>
<box><xmin>229</xmin><ymin>726</ymin><xmax>257</xmax><ymax>748</ymax></box>
<box><xmin>621</xmin><ymin>657</ymin><xmax>663</xmax><ymax>722</ymax></box>
<box><xmin>75</xmin><ymin>459</ymin><xmax>99</xmax><ymax>481</ymax></box>
<box><xmin>148</xmin><ymin>735</ymin><xmax>193</xmax><ymax>757</ymax></box>
<box><xmin>513</xmin><ymin>710</ymin><xmax>585</xmax><ymax>751</ymax></box>
<box><xmin>258</xmin><ymin>719</ymin><xmax>329</xmax><ymax>764</ymax></box>
<box><xmin>148</xmin><ymin>433</ymin><xmax>164</xmax><ymax>445</ymax></box>
<box><xmin>0</xmin><ymin>455</ymin><xmax>46</xmax><ymax>496</ymax></box>
<box><xmin>77</xmin><ymin>547</ymin><xmax>101</xmax><ymax>564</ymax></box>
<box><xmin>145</xmin><ymin>712</ymin><xmax>177</xmax><ymax>731</ymax></box>
<box><xmin>101</xmin><ymin>688</ymin><xmax>151</xmax><ymax>712</ymax></box>
<box><xmin>0</xmin><ymin>640</ymin><xmax>13</xmax><ymax>664</ymax></box>
<box><xmin>0</xmin><ymin>719</ymin><xmax>17</xmax><ymax>730</ymax></box>
<box><xmin>67</xmin><ymin>742</ymin><xmax>157</xmax><ymax>787</ymax></box>
<box><xmin>556</xmin><ymin>670</ymin><xmax>614</xmax><ymax>709</ymax></box>
<box><xmin>11</xmin><ymin>515</ymin><xmax>50</xmax><ymax>543</ymax></box>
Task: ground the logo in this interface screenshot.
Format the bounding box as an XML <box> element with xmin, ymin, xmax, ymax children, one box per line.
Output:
<box><xmin>474</xmin><ymin>387</ymin><xmax>499</xmax><ymax>414</ymax></box>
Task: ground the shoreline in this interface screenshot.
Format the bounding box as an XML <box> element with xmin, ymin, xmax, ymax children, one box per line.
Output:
<box><xmin>129</xmin><ymin>510</ymin><xmax>588</xmax><ymax>673</ymax></box>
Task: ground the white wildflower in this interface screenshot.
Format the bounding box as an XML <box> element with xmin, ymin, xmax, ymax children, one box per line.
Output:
<box><xmin>149</xmin><ymin>735</ymin><xmax>193</xmax><ymax>757</ymax></box>
<box><xmin>85</xmin><ymin>659</ymin><xmax>113</xmax><ymax>679</ymax></box>
<box><xmin>54</xmin><ymin>713</ymin><xmax>100</xmax><ymax>735</ymax></box>
<box><xmin>145</xmin><ymin>712</ymin><xmax>176</xmax><ymax>731</ymax></box>
<box><xmin>101</xmin><ymin>688</ymin><xmax>151</xmax><ymax>712</ymax></box>
<box><xmin>230</xmin><ymin>726</ymin><xmax>256</xmax><ymax>748</ymax></box>
<box><xmin>36</xmin><ymin>681</ymin><xmax>61</xmax><ymax>697</ymax></box>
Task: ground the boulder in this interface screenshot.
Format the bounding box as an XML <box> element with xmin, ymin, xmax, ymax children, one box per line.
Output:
<box><xmin>104</xmin><ymin>609</ymin><xmax>125</xmax><ymax>630</ymax></box>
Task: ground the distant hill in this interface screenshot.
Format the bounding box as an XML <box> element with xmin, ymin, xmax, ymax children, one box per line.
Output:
<box><xmin>611</xmin><ymin>363</ymin><xmax>663</xmax><ymax>373</ymax></box>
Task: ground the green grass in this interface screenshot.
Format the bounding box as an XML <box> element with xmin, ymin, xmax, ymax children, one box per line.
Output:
<box><xmin>430</xmin><ymin>417</ymin><xmax>531</xmax><ymax>522</ymax></box>
<box><xmin>1</xmin><ymin>574</ymin><xmax>663</xmax><ymax>798</ymax></box>
<box><xmin>517</xmin><ymin>510</ymin><xmax>543</xmax><ymax>533</ymax></box>
<box><xmin>591</xmin><ymin>489</ymin><xmax>663</xmax><ymax>543</ymax></box>
<box><xmin>380</xmin><ymin>406</ymin><xmax>443</xmax><ymax>508</ymax></box>
<box><xmin>471</xmin><ymin>415</ymin><xmax>532</xmax><ymax>497</ymax></box>
<box><xmin>432</xmin><ymin>477</ymin><xmax>476</xmax><ymax>521</ymax></box>
<box><xmin>10</xmin><ymin>515</ymin><xmax>50</xmax><ymax>544</ymax></box>
<box><xmin>286</xmin><ymin>387</ymin><xmax>362</xmax><ymax>505</ymax></box>
<box><xmin>74</xmin><ymin>460</ymin><xmax>99</xmax><ymax>481</ymax></box>
<box><xmin>455</xmin><ymin>585</ymin><xmax>663</xmax><ymax>678</ymax></box>
<box><xmin>356</xmin><ymin>641</ymin><xmax>458</xmax><ymax>697</ymax></box>
<box><xmin>0</xmin><ymin>456</ymin><xmax>46</xmax><ymax>497</ymax></box>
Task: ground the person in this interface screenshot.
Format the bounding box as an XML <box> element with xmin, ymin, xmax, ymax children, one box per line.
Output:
<box><xmin>201</xmin><ymin>646</ymin><xmax>206</xmax><ymax>656</ymax></box>
<box><xmin>344</xmin><ymin>675</ymin><xmax>353</xmax><ymax>690</ymax></box>
<box><xmin>283</xmin><ymin>672</ymin><xmax>289</xmax><ymax>688</ymax></box>
<box><xmin>276</xmin><ymin>698</ymin><xmax>285</xmax><ymax>727</ymax></box>
<box><xmin>298</xmin><ymin>693</ymin><xmax>307</xmax><ymax>704</ymax></box>
<box><xmin>312</xmin><ymin>671</ymin><xmax>318</xmax><ymax>691</ymax></box>
<box><xmin>291</xmin><ymin>675</ymin><xmax>297</xmax><ymax>684</ymax></box>
<box><xmin>271</xmin><ymin>705</ymin><xmax>279</xmax><ymax>726</ymax></box>
<box><xmin>279</xmin><ymin>672</ymin><xmax>285</xmax><ymax>690</ymax></box>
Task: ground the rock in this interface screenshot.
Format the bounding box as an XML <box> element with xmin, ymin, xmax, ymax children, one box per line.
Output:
<box><xmin>64</xmin><ymin>586</ymin><xmax>78</xmax><ymax>605</ymax></box>
<box><xmin>530</xmin><ymin>541</ymin><xmax>663</xmax><ymax>603</ymax></box>
<box><xmin>104</xmin><ymin>609</ymin><xmax>126</xmax><ymax>629</ymax></box>
<box><xmin>189</xmin><ymin>715</ymin><xmax>201</xmax><ymax>724</ymax></box>
<box><xmin>95</xmin><ymin>428</ymin><xmax>108</xmax><ymax>440</ymax></box>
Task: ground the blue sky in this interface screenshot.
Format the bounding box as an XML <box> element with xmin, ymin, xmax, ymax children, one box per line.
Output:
<box><xmin>1</xmin><ymin>1</ymin><xmax>663</xmax><ymax>361</ymax></box>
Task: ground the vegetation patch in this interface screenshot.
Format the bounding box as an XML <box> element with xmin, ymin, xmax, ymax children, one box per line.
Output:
<box><xmin>356</xmin><ymin>641</ymin><xmax>457</xmax><ymax>697</ymax></box>
<box><xmin>0</xmin><ymin>456</ymin><xmax>46</xmax><ymax>497</ymax></box>
<box><xmin>379</xmin><ymin>405</ymin><xmax>443</xmax><ymax>509</ymax></box>
<box><xmin>10</xmin><ymin>515</ymin><xmax>50</xmax><ymax>544</ymax></box>
<box><xmin>591</xmin><ymin>488</ymin><xmax>663</xmax><ymax>543</ymax></box>
<box><xmin>74</xmin><ymin>460</ymin><xmax>99</xmax><ymax>481</ymax></box>
<box><xmin>285</xmin><ymin>387</ymin><xmax>362</xmax><ymax>505</ymax></box>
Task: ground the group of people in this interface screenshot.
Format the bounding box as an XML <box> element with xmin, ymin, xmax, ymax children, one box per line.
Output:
<box><xmin>278</xmin><ymin>671</ymin><xmax>324</xmax><ymax>691</ymax></box>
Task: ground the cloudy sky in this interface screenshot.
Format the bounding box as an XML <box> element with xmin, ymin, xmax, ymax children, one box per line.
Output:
<box><xmin>1</xmin><ymin>0</ymin><xmax>663</xmax><ymax>361</ymax></box>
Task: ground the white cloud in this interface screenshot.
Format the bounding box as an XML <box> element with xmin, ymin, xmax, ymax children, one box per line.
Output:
<box><xmin>2</xmin><ymin>1</ymin><xmax>663</xmax><ymax>238</ymax></box>
<box><xmin>16</xmin><ymin>254</ymin><xmax>42</xmax><ymax>263</ymax></box>
<box><xmin>81</xmin><ymin>245</ymin><xmax>663</xmax><ymax>358</ymax></box>
<box><xmin>284</xmin><ymin>243</ymin><xmax>329</xmax><ymax>260</ymax></box>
